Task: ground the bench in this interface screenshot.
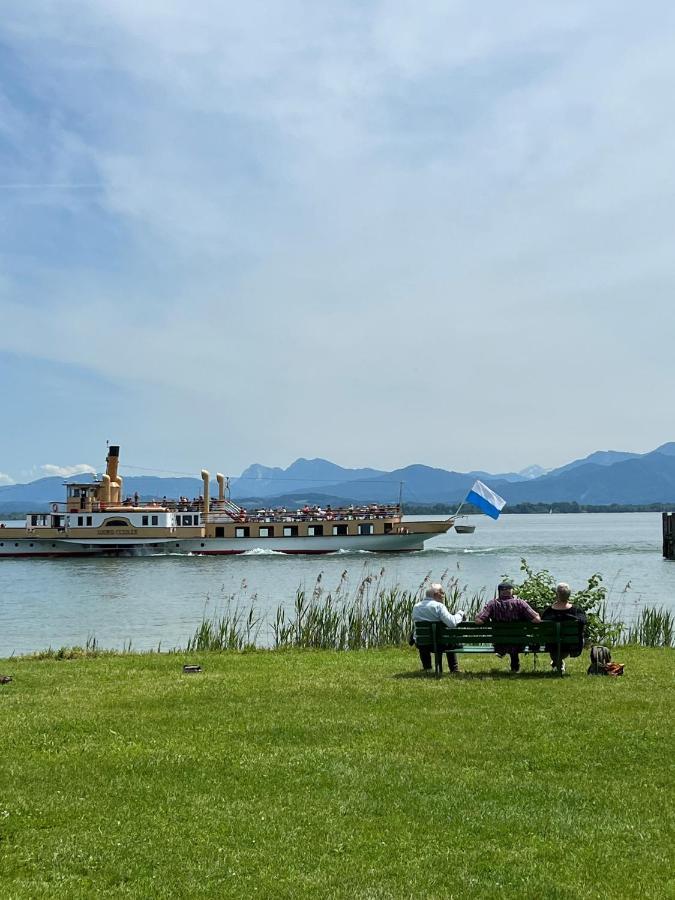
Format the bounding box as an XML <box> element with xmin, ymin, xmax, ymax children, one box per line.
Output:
<box><xmin>413</xmin><ymin>620</ymin><xmax>582</xmax><ymax>677</ymax></box>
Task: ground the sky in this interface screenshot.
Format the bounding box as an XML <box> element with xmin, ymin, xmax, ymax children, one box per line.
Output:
<box><xmin>1</xmin><ymin>1</ymin><xmax>674</xmax><ymax>485</ymax></box>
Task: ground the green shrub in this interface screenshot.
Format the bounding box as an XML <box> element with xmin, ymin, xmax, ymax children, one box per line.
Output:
<box><xmin>513</xmin><ymin>559</ymin><xmax>623</xmax><ymax>645</ymax></box>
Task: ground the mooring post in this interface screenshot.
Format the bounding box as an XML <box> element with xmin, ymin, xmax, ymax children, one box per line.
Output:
<box><xmin>663</xmin><ymin>512</ymin><xmax>674</xmax><ymax>559</ymax></box>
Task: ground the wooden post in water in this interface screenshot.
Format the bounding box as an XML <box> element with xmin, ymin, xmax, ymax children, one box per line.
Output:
<box><xmin>663</xmin><ymin>512</ymin><xmax>675</xmax><ymax>559</ymax></box>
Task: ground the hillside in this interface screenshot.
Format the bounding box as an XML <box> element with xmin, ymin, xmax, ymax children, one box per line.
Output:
<box><xmin>2</xmin><ymin>442</ymin><xmax>675</xmax><ymax>511</ymax></box>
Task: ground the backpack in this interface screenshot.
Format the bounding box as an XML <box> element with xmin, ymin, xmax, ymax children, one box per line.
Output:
<box><xmin>587</xmin><ymin>645</ymin><xmax>612</xmax><ymax>675</ymax></box>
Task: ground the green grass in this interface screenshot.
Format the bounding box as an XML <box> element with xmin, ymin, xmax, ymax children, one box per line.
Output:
<box><xmin>0</xmin><ymin>648</ymin><xmax>673</xmax><ymax>898</ymax></box>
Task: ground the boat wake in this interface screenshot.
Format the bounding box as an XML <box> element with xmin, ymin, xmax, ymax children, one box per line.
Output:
<box><xmin>462</xmin><ymin>547</ymin><xmax>498</xmax><ymax>554</ymax></box>
<box><xmin>243</xmin><ymin>548</ymin><xmax>286</xmax><ymax>556</ymax></box>
<box><xmin>423</xmin><ymin>546</ymin><xmax>498</xmax><ymax>555</ymax></box>
<box><xmin>333</xmin><ymin>548</ymin><xmax>375</xmax><ymax>555</ymax></box>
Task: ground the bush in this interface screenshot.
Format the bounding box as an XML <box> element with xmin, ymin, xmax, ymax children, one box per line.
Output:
<box><xmin>513</xmin><ymin>559</ymin><xmax>623</xmax><ymax>645</ymax></box>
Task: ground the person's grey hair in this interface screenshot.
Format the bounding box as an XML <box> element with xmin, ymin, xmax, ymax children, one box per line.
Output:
<box><xmin>426</xmin><ymin>582</ymin><xmax>444</xmax><ymax>598</ymax></box>
<box><xmin>556</xmin><ymin>582</ymin><xmax>571</xmax><ymax>600</ymax></box>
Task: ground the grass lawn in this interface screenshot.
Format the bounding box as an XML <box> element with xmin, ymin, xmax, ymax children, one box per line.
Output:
<box><xmin>0</xmin><ymin>647</ymin><xmax>673</xmax><ymax>899</ymax></box>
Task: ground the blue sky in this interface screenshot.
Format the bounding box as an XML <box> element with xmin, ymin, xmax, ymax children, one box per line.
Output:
<box><xmin>1</xmin><ymin>1</ymin><xmax>674</xmax><ymax>485</ymax></box>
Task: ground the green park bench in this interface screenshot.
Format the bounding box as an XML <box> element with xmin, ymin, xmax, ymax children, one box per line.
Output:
<box><xmin>413</xmin><ymin>620</ymin><xmax>583</xmax><ymax>677</ymax></box>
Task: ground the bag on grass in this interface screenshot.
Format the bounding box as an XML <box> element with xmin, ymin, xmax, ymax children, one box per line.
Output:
<box><xmin>587</xmin><ymin>645</ymin><xmax>612</xmax><ymax>675</ymax></box>
<box><xmin>604</xmin><ymin>662</ymin><xmax>625</xmax><ymax>676</ymax></box>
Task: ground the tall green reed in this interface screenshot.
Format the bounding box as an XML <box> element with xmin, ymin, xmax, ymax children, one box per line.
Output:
<box><xmin>625</xmin><ymin>607</ymin><xmax>674</xmax><ymax>647</ymax></box>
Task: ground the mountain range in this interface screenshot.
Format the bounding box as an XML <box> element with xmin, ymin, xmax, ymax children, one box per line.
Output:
<box><xmin>1</xmin><ymin>443</ymin><xmax>675</xmax><ymax>512</ymax></box>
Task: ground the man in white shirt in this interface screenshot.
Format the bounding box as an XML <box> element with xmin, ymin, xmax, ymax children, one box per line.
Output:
<box><xmin>412</xmin><ymin>583</ymin><xmax>465</xmax><ymax>673</ymax></box>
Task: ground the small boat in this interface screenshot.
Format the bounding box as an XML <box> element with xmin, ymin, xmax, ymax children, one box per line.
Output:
<box><xmin>454</xmin><ymin>523</ymin><xmax>476</xmax><ymax>534</ymax></box>
<box><xmin>0</xmin><ymin>444</ymin><xmax>459</xmax><ymax>558</ymax></box>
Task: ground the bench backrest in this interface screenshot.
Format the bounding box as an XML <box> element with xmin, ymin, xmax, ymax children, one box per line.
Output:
<box><xmin>414</xmin><ymin>620</ymin><xmax>581</xmax><ymax>650</ymax></box>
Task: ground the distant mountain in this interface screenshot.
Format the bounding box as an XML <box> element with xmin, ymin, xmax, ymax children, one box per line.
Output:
<box><xmin>654</xmin><ymin>441</ymin><xmax>675</xmax><ymax>457</ymax></box>
<box><xmin>547</xmin><ymin>449</ymin><xmax>641</xmax><ymax>478</ymax></box>
<box><xmin>468</xmin><ymin>469</ymin><xmax>535</xmax><ymax>484</ymax></box>
<box><xmin>489</xmin><ymin>449</ymin><xmax>675</xmax><ymax>505</ymax></box>
<box><xmin>517</xmin><ymin>465</ymin><xmax>550</xmax><ymax>480</ymax></box>
<box><xmin>231</xmin><ymin>458</ymin><xmax>385</xmax><ymax>499</ymax></box>
<box><xmin>2</xmin><ymin>443</ymin><xmax>675</xmax><ymax>512</ymax></box>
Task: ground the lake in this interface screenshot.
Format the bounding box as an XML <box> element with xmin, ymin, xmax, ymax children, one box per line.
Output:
<box><xmin>1</xmin><ymin>513</ymin><xmax>673</xmax><ymax>657</ymax></box>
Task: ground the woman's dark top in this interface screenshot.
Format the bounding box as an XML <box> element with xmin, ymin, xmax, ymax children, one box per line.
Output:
<box><xmin>542</xmin><ymin>605</ymin><xmax>587</xmax><ymax>656</ymax></box>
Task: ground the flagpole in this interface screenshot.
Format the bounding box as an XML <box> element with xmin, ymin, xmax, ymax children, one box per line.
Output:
<box><xmin>447</xmin><ymin>497</ymin><xmax>466</xmax><ymax>522</ymax></box>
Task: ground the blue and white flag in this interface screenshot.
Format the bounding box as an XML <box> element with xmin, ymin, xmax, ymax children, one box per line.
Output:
<box><xmin>465</xmin><ymin>479</ymin><xmax>506</xmax><ymax>520</ymax></box>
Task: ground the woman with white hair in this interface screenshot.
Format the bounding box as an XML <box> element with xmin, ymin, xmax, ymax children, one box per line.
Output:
<box><xmin>541</xmin><ymin>582</ymin><xmax>587</xmax><ymax>673</ymax></box>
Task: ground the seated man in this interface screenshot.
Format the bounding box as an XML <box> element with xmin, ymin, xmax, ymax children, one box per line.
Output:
<box><xmin>542</xmin><ymin>582</ymin><xmax>587</xmax><ymax>673</ymax></box>
<box><xmin>475</xmin><ymin>581</ymin><xmax>541</xmax><ymax>672</ymax></box>
<box><xmin>412</xmin><ymin>583</ymin><xmax>465</xmax><ymax>673</ymax></box>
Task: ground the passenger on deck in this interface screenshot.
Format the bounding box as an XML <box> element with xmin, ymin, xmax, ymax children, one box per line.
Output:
<box><xmin>475</xmin><ymin>582</ymin><xmax>541</xmax><ymax>673</ymax></box>
<box><xmin>412</xmin><ymin>583</ymin><xmax>465</xmax><ymax>674</ymax></box>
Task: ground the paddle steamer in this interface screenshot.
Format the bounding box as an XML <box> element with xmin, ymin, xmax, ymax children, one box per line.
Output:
<box><xmin>0</xmin><ymin>445</ymin><xmax>455</xmax><ymax>557</ymax></box>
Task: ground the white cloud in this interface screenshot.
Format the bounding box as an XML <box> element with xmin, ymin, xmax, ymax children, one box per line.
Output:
<box><xmin>40</xmin><ymin>464</ymin><xmax>97</xmax><ymax>478</ymax></box>
<box><xmin>0</xmin><ymin>472</ymin><xmax>15</xmax><ymax>486</ymax></box>
<box><xmin>0</xmin><ymin>2</ymin><xmax>674</xmax><ymax>473</ymax></box>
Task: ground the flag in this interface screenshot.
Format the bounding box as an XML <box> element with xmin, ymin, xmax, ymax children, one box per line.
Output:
<box><xmin>465</xmin><ymin>480</ymin><xmax>506</xmax><ymax>520</ymax></box>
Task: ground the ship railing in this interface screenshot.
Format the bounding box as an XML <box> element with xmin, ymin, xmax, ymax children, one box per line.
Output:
<box><xmin>201</xmin><ymin>504</ymin><xmax>402</xmax><ymax>524</ymax></box>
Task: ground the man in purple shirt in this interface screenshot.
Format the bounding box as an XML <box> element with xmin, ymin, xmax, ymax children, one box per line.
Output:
<box><xmin>475</xmin><ymin>581</ymin><xmax>541</xmax><ymax>672</ymax></box>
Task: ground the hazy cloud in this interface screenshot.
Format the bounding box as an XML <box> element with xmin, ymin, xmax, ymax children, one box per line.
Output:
<box><xmin>40</xmin><ymin>464</ymin><xmax>97</xmax><ymax>478</ymax></box>
<box><xmin>0</xmin><ymin>472</ymin><xmax>15</xmax><ymax>486</ymax></box>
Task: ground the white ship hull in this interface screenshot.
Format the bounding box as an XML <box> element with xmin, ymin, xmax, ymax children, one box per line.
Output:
<box><xmin>0</xmin><ymin>530</ymin><xmax>430</xmax><ymax>557</ymax></box>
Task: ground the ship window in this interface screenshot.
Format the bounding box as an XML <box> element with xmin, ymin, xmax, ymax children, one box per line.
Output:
<box><xmin>332</xmin><ymin>524</ymin><xmax>348</xmax><ymax>536</ymax></box>
<box><xmin>259</xmin><ymin>526</ymin><xmax>274</xmax><ymax>538</ymax></box>
<box><xmin>235</xmin><ymin>527</ymin><xmax>250</xmax><ymax>538</ymax></box>
<box><xmin>31</xmin><ymin>515</ymin><xmax>38</xmax><ymax>526</ymax></box>
<box><xmin>86</xmin><ymin>516</ymin><xmax>92</xmax><ymax>526</ymax></box>
<box><xmin>142</xmin><ymin>515</ymin><xmax>149</xmax><ymax>526</ymax></box>
<box><xmin>182</xmin><ymin>515</ymin><xmax>192</xmax><ymax>526</ymax></box>
<box><xmin>384</xmin><ymin>522</ymin><xmax>393</xmax><ymax>533</ymax></box>
<box><xmin>215</xmin><ymin>527</ymin><xmax>225</xmax><ymax>537</ymax></box>
<box><xmin>359</xmin><ymin>523</ymin><xmax>373</xmax><ymax>535</ymax></box>
<box><xmin>307</xmin><ymin>525</ymin><xmax>323</xmax><ymax>536</ymax></box>
<box><xmin>151</xmin><ymin>515</ymin><xmax>158</xmax><ymax>526</ymax></box>
<box><xmin>283</xmin><ymin>526</ymin><xmax>298</xmax><ymax>537</ymax></box>
<box><xmin>78</xmin><ymin>516</ymin><xmax>84</xmax><ymax>526</ymax></box>
<box><xmin>104</xmin><ymin>519</ymin><xmax>129</xmax><ymax>527</ymax></box>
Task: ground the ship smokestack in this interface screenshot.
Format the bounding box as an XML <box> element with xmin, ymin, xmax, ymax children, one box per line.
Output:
<box><xmin>100</xmin><ymin>474</ymin><xmax>111</xmax><ymax>505</ymax></box>
<box><xmin>201</xmin><ymin>470</ymin><xmax>210</xmax><ymax>517</ymax></box>
<box><xmin>106</xmin><ymin>445</ymin><xmax>120</xmax><ymax>483</ymax></box>
<box><xmin>216</xmin><ymin>473</ymin><xmax>225</xmax><ymax>502</ymax></box>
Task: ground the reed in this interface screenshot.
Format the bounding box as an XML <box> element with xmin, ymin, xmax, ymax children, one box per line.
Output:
<box><xmin>185</xmin><ymin>598</ymin><xmax>262</xmax><ymax>652</ymax></box>
<box><xmin>210</xmin><ymin>568</ymin><xmax>487</xmax><ymax>652</ymax></box>
<box><xmin>624</xmin><ymin>606</ymin><xmax>674</xmax><ymax>647</ymax></box>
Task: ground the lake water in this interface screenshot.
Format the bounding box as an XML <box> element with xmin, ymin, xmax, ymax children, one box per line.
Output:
<box><xmin>1</xmin><ymin>513</ymin><xmax>673</xmax><ymax>657</ymax></box>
